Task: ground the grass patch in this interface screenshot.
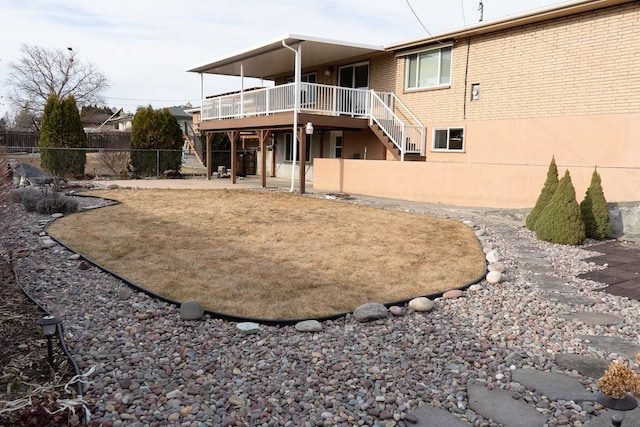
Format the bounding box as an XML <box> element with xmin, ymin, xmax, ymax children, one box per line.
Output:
<box><xmin>47</xmin><ymin>189</ymin><xmax>486</xmax><ymax>319</ymax></box>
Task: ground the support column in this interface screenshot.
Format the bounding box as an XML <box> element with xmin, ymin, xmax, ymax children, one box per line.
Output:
<box><xmin>206</xmin><ymin>132</ymin><xmax>213</xmax><ymax>180</ymax></box>
<box><xmin>227</xmin><ymin>131</ymin><xmax>240</xmax><ymax>184</ymax></box>
<box><xmin>298</xmin><ymin>126</ymin><xmax>306</xmax><ymax>195</ymax></box>
<box><xmin>256</xmin><ymin>129</ymin><xmax>269</xmax><ymax>188</ymax></box>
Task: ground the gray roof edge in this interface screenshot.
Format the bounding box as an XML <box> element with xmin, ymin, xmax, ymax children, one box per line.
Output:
<box><xmin>186</xmin><ymin>33</ymin><xmax>384</xmax><ymax>74</ymax></box>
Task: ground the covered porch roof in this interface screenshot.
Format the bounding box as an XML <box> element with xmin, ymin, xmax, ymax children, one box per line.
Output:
<box><xmin>186</xmin><ymin>34</ymin><xmax>384</xmax><ymax>79</ymax></box>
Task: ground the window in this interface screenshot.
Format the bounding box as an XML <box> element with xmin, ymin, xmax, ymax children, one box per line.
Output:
<box><xmin>335</xmin><ymin>135</ymin><xmax>343</xmax><ymax>158</ymax></box>
<box><xmin>286</xmin><ymin>73</ymin><xmax>317</xmax><ymax>108</ymax></box>
<box><xmin>405</xmin><ymin>46</ymin><xmax>452</xmax><ymax>90</ymax></box>
<box><xmin>433</xmin><ymin>127</ymin><xmax>464</xmax><ymax>151</ymax></box>
<box><xmin>285</xmin><ymin>133</ymin><xmax>311</xmax><ymax>162</ymax></box>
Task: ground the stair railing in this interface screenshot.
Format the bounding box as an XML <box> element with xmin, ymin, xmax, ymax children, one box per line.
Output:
<box><xmin>369</xmin><ymin>91</ymin><xmax>425</xmax><ymax>161</ymax></box>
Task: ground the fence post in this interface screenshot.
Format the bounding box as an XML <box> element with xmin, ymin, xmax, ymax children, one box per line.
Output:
<box><xmin>156</xmin><ymin>150</ymin><xmax>160</xmax><ymax>177</ymax></box>
<box><xmin>98</xmin><ymin>148</ymin><xmax>102</xmax><ymax>179</ymax></box>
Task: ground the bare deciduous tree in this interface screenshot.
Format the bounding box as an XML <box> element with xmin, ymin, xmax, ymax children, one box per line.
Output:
<box><xmin>6</xmin><ymin>44</ymin><xmax>110</xmax><ymax>118</ymax></box>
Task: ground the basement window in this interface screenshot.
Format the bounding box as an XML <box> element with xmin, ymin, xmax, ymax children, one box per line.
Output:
<box><xmin>433</xmin><ymin>127</ymin><xmax>464</xmax><ymax>151</ymax></box>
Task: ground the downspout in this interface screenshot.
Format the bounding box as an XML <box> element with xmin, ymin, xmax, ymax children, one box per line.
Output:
<box><xmin>240</xmin><ymin>63</ymin><xmax>244</xmax><ymax>117</ymax></box>
<box><xmin>282</xmin><ymin>40</ymin><xmax>301</xmax><ymax>192</ymax></box>
<box><xmin>463</xmin><ymin>38</ymin><xmax>471</xmax><ymax>120</ymax></box>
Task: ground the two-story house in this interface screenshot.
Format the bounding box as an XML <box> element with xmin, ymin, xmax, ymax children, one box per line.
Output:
<box><xmin>188</xmin><ymin>0</ymin><xmax>639</xmax><ymax>208</ymax></box>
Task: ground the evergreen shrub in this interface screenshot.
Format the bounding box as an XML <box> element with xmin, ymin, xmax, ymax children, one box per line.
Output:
<box><xmin>130</xmin><ymin>106</ymin><xmax>183</xmax><ymax>176</ymax></box>
<box><xmin>39</xmin><ymin>95</ymin><xmax>87</xmax><ymax>178</ymax></box>
<box><xmin>526</xmin><ymin>156</ymin><xmax>558</xmax><ymax>230</ymax></box>
<box><xmin>534</xmin><ymin>170</ymin><xmax>585</xmax><ymax>245</ymax></box>
<box><xmin>580</xmin><ymin>168</ymin><xmax>612</xmax><ymax>240</ymax></box>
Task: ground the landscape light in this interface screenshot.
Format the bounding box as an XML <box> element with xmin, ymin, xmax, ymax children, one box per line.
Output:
<box><xmin>36</xmin><ymin>315</ymin><xmax>62</xmax><ymax>368</ymax></box>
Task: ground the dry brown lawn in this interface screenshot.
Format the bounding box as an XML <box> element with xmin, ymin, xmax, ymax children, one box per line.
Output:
<box><xmin>47</xmin><ymin>189</ymin><xmax>486</xmax><ymax>319</ymax></box>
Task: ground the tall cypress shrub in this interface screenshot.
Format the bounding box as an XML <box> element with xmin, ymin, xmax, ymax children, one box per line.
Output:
<box><xmin>534</xmin><ymin>170</ymin><xmax>585</xmax><ymax>245</ymax></box>
<box><xmin>580</xmin><ymin>168</ymin><xmax>611</xmax><ymax>240</ymax></box>
<box><xmin>526</xmin><ymin>157</ymin><xmax>559</xmax><ymax>230</ymax></box>
<box><xmin>130</xmin><ymin>106</ymin><xmax>183</xmax><ymax>176</ymax></box>
<box><xmin>39</xmin><ymin>94</ymin><xmax>87</xmax><ymax>178</ymax></box>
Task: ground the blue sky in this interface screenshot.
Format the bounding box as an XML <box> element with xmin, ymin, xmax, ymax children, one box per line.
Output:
<box><xmin>0</xmin><ymin>0</ymin><xmax>570</xmax><ymax>118</ymax></box>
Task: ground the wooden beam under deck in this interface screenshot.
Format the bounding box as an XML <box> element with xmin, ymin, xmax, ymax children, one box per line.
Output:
<box><xmin>198</xmin><ymin>112</ymin><xmax>370</xmax><ymax>133</ymax></box>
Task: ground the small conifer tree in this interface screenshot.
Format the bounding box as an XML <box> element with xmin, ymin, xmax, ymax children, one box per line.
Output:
<box><xmin>526</xmin><ymin>156</ymin><xmax>559</xmax><ymax>230</ymax></box>
<box><xmin>534</xmin><ymin>170</ymin><xmax>585</xmax><ymax>245</ymax></box>
<box><xmin>580</xmin><ymin>168</ymin><xmax>611</xmax><ymax>240</ymax></box>
<box><xmin>130</xmin><ymin>106</ymin><xmax>183</xmax><ymax>176</ymax></box>
<box><xmin>39</xmin><ymin>94</ymin><xmax>87</xmax><ymax>177</ymax></box>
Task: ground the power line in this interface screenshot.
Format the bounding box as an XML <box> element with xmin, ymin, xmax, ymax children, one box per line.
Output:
<box><xmin>103</xmin><ymin>96</ymin><xmax>198</xmax><ymax>102</ymax></box>
<box><xmin>461</xmin><ymin>0</ymin><xmax>467</xmax><ymax>27</ymax></box>
<box><xmin>404</xmin><ymin>0</ymin><xmax>433</xmax><ymax>36</ymax></box>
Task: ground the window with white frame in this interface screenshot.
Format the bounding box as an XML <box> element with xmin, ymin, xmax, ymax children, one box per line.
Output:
<box><xmin>405</xmin><ymin>46</ymin><xmax>452</xmax><ymax>90</ymax></box>
<box><xmin>433</xmin><ymin>127</ymin><xmax>464</xmax><ymax>151</ymax></box>
<box><xmin>334</xmin><ymin>135</ymin><xmax>343</xmax><ymax>158</ymax></box>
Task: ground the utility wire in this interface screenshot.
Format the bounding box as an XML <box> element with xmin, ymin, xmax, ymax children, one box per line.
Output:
<box><xmin>461</xmin><ymin>0</ymin><xmax>467</xmax><ymax>27</ymax></box>
<box><xmin>404</xmin><ymin>0</ymin><xmax>433</xmax><ymax>36</ymax></box>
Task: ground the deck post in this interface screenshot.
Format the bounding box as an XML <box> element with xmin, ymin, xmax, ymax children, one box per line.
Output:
<box><xmin>227</xmin><ymin>131</ymin><xmax>240</xmax><ymax>184</ymax></box>
<box><xmin>206</xmin><ymin>132</ymin><xmax>213</xmax><ymax>180</ymax></box>
<box><xmin>256</xmin><ymin>129</ymin><xmax>269</xmax><ymax>188</ymax></box>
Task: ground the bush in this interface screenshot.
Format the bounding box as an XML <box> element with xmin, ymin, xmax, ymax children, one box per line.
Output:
<box><xmin>130</xmin><ymin>106</ymin><xmax>183</xmax><ymax>176</ymax></box>
<box><xmin>39</xmin><ymin>95</ymin><xmax>88</xmax><ymax>178</ymax></box>
<box><xmin>580</xmin><ymin>168</ymin><xmax>612</xmax><ymax>240</ymax></box>
<box><xmin>534</xmin><ymin>170</ymin><xmax>585</xmax><ymax>245</ymax></box>
<box><xmin>526</xmin><ymin>156</ymin><xmax>559</xmax><ymax>230</ymax></box>
<box><xmin>12</xmin><ymin>184</ymin><xmax>79</xmax><ymax>215</ymax></box>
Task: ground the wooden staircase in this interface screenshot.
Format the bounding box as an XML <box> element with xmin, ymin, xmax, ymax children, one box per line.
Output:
<box><xmin>369</xmin><ymin>123</ymin><xmax>426</xmax><ymax>161</ymax></box>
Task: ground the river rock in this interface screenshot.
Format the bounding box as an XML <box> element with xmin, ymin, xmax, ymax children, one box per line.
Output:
<box><xmin>353</xmin><ymin>303</ymin><xmax>388</xmax><ymax>322</ymax></box>
<box><xmin>442</xmin><ymin>289</ymin><xmax>463</xmax><ymax>299</ymax></box>
<box><xmin>180</xmin><ymin>301</ymin><xmax>204</xmax><ymax>320</ymax></box>
<box><xmin>295</xmin><ymin>320</ymin><xmax>322</xmax><ymax>332</ymax></box>
<box><xmin>486</xmin><ymin>271</ymin><xmax>502</xmax><ymax>284</ymax></box>
<box><xmin>408</xmin><ymin>297</ymin><xmax>435</xmax><ymax>312</ymax></box>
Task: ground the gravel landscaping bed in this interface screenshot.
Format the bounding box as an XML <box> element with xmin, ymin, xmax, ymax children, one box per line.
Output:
<box><xmin>4</xmin><ymin>190</ymin><xmax>638</xmax><ymax>426</ymax></box>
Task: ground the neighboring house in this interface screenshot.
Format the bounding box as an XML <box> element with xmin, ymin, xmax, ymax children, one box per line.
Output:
<box><xmin>103</xmin><ymin>108</ymin><xmax>134</xmax><ymax>131</ymax></box>
<box><xmin>82</xmin><ymin>113</ymin><xmax>114</xmax><ymax>133</ymax></box>
<box><xmin>188</xmin><ymin>0</ymin><xmax>640</xmax><ymax>208</ymax></box>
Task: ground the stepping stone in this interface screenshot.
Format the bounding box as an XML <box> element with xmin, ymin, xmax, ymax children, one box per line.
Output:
<box><xmin>560</xmin><ymin>311</ymin><xmax>624</xmax><ymax>326</ymax></box>
<box><xmin>517</xmin><ymin>256</ymin><xmax>552</xmax><ymax>267</ymax></box>
<box><xmin>544</xmin><ymin>293</ymin><xmax>597</xmax><ymax>306</ymax></box>
<box><xmin>468</xmin><ymin>382</ymin><xmax>546</xmax><ymax>427</ymax></box>
<box><xmin>512</xmin><ymin>369</ymin><xmax>594</xmax><ymax>402</ymax></box>
<box><xmin>408</xmin><ymin>405</ymin><xmax>472</xmax><ymax>426</ymax></box>
<box><xmin>576</xmin><ymin>335</ymin><xmax>640</xmax><ymax>359</ymax></box>
<box><xmin>555</xmin><ymin>353</ymin><xmax>611</xmax><ymax>379</ymax></box>
<box><xmin>583</xmin><ymin>406</ymin><xmax>640</xmax><ymax>426</ymax></box>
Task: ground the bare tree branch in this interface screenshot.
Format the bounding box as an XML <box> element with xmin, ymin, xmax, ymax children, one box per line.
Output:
<box><xmin>6</xmin><ymin>45</ymin><xmax>111</xmax><ymax>117</ymax></box>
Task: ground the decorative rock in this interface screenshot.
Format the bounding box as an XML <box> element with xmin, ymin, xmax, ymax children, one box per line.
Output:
<box><xmin>486</xmin><ymin>271</ymin><xmax>503</xmax><ymax>284</ymax></box>
<box><xmin>468</xmin><ymin>284</ymin><xmax>483</xmax><ymax>291</ymax></box>
<box><xmin>228</xmin><ymin>396</ymin><xmax>245</xmax><ymax>406</ymax></box>
<box><xmin>475</xmin><ymin>228</ymin><xmax>486</xmax><ymax>237</ymax></box>
<box><xmin>78</xmin><ymin>261</ymin><xmax>90</xmax><ymax>270</ymax></box>
<box><xmin>442</xmin><ymin>289</ymin><xmax>463</xmax><ymax>299</ymax></box>
<box><xmin>295</xmin><ymin>320</ymin><xmax>322</xmax><ymax>332</ymax></box>
<box><xmin>180</xmin><ymin>301</ymin><xmax>204</xmax><ymax>320</ymax></box>
<box><xmin>117</xmin><ymin>287</ymin><xmax>132</xmax><ymax>301</ymax></box>
<box><xmin>408</xmin><ymin>297</ymin><xmax>435</xmax><ymax>312</ymax></box>
<box><xmin>236</xmin><ymin>322</ymin><xmax>262</xmax><ymax>334</ymax></box>
<box><xmin>487</xmin><ymin>262</ymin><xmax>505</xmax><ymax>273</ymax></box>
<box><xmin>68</xmin><ymin>253</ymin><xmax>81</xmax><ymax>260</ymax></box>
<box><xmin>389</xmin><ymin>305</ymin><xmax>404</xmax><ymax>316</ymax></box>
<box><xmin>51</xmin><ymin>213</ymin><xmax>64</xmax><ymax>219</ymax></box>
<box><xmin>485</xmin><ymin>250</ymin><xmax>500</xmax><ymax>263</ymax></box>
<box><xmin>462</xmin><ymin>220</ymin><xmax>476</xmax><ymax>228</ymax></box>
<box><xmin>353</xmin><ymin>303</ymin><xmax>388</xmax><ymax>322</ymax></box>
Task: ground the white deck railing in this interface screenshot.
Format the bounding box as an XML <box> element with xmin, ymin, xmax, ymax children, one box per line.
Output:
<box><xmin>200</xmin><ymin>82</ymin><xmax>425</xmax><ymax>160</ymax></box>
<box><xmin>201</xmin><ymin>82</ymin><xmax>371</xmax><ymax>120</ymax></box>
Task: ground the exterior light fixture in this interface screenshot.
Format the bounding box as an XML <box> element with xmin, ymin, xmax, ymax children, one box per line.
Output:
<box><xmin>305</xmin><ymin>122</ymin><xmax>314</xmax><ymax>135</ymax></box>
<box><xmin>36</xmin><ymin>315</ymin><xmax>62</xmax><ymax>368</ymax></box>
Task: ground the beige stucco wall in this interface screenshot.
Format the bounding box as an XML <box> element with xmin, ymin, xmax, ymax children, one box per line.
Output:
<box><xmin>315</xmin><ymin>111</ymin><xmax>640</xmax><ymax>208</ymax></box>
<box><xmin>314</xmin><ymin>155</ymin><xmax>640</xmax><ymax>209</ymax></box>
